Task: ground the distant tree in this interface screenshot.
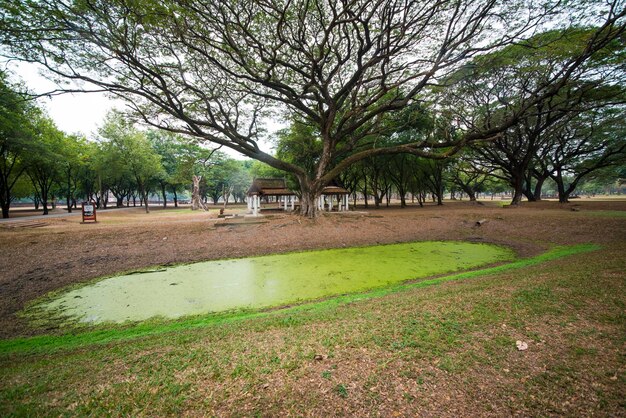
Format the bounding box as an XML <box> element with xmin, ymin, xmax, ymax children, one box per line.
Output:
<box><xmin>98</xmin><ymin>112</ymin><xmax>164</xmax><ymax>213</ymax></box>
<box><xmin>452</xmin><ymin>27</ymin><xmax>626</xmax><ymax>204</ymax></box>
<box><xmin>228</xmin><ymin>161</ymin><xmax>253</xmax><ymax>204</ymax></box>
<box><xmin>450</xmin><ymin>153</ymin><xmax>493</xmax><ymax>202</ymax></box>
<box><xmin>0</xmin><ymin>71</ymin><xmax>33</xmax><ymax>218</ymax></box>
<box><xmin>175</xmin><ymin>145</ymin><xmax>222</xmax><ymax>211</ymax></box>
<box><xmin>59</xmin><ymin>134</ymin><xmax>89</xmax><ymax>212</ymax></box>
<box><xmin>76</xmin><ymin>141</ymin><xmax>100</xmax><ymax>204</ymax></box>
<box><xmin>26</xmin><ymin>115</ymin><xmax>66</xmax><ymax>215</ymax></box>
<box><xmin>96</xmin><ymin>137</ymin><xmax>136</xmax><ymax>208</ymax></box>
<box><xmin>147</xmin><ymin>130</ymin><xmax>204</xmax><ymax>207</ymax></box>
<box><xmin>545</xmin><ymin>108</ymin><xmax>626</xmax><ymax>202</ymax></box>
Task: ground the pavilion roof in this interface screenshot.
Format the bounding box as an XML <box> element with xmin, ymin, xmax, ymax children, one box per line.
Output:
<box><xmin>322</xmin><ymin>185</ymin><xmax>350</xmax><ymax>195</ymax></box>
<box><xmin>247</xmin><ymin>178</ymin><xmax>295</xmax><ymax>196</ymax></box>
<box><xmin>322</xmin><ymin>179</ymin><xmax>350</xmax><ymax>195</ymax></box>
<box><xmin>247</xmin><ymin>177</ymin><xmax>350</xmax><ymax>196</ymax></box>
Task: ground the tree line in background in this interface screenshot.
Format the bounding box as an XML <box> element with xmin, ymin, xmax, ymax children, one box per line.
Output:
<box><xmin>2</xmin><ymin>0</ymin><xmax>625</xmax><ymax>217</ymax></box>
<box><xmin>1</xmin><ymin>1</ymin><xmax>625</xmax><ymax>219</ymax></box>
<box><xmin>1</xmin><ymin>58</ymin><xmax>625</xmax><ymax>219</ymax></box>
<box><xmin>0</xmin><ymin>80</ymin><xmax>259</xmax><ymax>218</ymax></box>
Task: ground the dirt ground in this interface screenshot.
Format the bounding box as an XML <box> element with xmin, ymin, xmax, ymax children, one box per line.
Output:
<box><xmin>0</xmin><ymin>199</ymin><xmax>625</xmax><ymax>340</ymax></box>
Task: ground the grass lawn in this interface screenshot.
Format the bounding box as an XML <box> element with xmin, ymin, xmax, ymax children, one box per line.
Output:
<box><xmin>0</xmin><ymin>202</ymin><xmax>624</xmax><ymax>416</ymax></box>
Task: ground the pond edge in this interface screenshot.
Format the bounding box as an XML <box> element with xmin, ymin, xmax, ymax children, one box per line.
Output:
<box><xmin>0</xmin><ymin>243</ymin><xmax>600</xmax><ymax>356</ymax></box>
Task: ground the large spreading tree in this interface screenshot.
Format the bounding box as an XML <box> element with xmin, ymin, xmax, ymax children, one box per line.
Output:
<box><xmin>1</xmin><ymin>0</ymin><xmax>624</xmax><ymax>215</ymax></box>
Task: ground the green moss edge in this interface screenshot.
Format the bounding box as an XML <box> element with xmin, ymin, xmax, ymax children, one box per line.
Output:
<box><xmin>0</xmin><ymin>243</ymin><xmax>599</xmax><ymax>356</ymax></box>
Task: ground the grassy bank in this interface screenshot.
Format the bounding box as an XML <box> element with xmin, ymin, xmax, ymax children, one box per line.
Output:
<box><xmin>1</xmin><ymin>242</ymin><xmax>624</xmax><ymax>416</ymax></box>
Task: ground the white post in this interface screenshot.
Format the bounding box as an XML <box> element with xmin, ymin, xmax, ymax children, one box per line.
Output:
<box><xmin>247</xmin><ymin>196</ymin><xmax>252</xmax><ymax>212</ymax></box>
<box><xmin>344</xmin><ymin>194</ymin><xmax>349</xmax><ymax>211</ymax></box>
<box><xmin>283</xmin><ymin>195</ymin><xmax>288</xmax><ymax>211</ymax></box>
<box><xmin>253</xmin><ymin>195</ymin><xmax>258</xmax><ymax>216</ymax></box>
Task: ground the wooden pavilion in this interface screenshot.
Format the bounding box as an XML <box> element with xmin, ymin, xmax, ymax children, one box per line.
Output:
<box><xmin>247</xmin><ymin>178</ymin><xmax>296</xmax><ymax>215</ymax></box>
<box><xmin>246</xmin><ymin>178</ymin><xmax>351</xmax><ymax>215</ymax></box>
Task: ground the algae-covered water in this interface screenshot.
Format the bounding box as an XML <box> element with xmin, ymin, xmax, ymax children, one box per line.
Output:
<box><xmin>41</xmin><ymin>241</ymin><xmax>514</xmax><ymax>324</ymax></box>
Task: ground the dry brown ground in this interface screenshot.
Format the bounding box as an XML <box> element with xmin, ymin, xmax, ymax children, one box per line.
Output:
<box><xmin>0</xmin><ymin>199</ymin><xmax>625</xmax><ymax>340</ymax></box>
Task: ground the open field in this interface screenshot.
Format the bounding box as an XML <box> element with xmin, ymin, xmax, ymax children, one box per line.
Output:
<box><xmin>0</xmin><ymin>200</ymin><xmax>625</xmax><ymax>416</ymax></box>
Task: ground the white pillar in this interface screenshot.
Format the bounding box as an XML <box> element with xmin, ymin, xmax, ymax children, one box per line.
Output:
<box><xmin>247</xmin><ymin>196</ymin><xmax>252</xmax><ymax>212</ymax></box>
<box><xmin>253</xmin><ymin>195</ymin><xmax>258</xmax><ymax>216</ymax></box>
<box><xmin>344</xmin><ymin>194</ymin><xmax>349</xmax><ymax>211</ymax></box>
<box><xmin>283</xmin><ymin>195</ymin><xmax>288</xmax><ymax>211</ymax></box>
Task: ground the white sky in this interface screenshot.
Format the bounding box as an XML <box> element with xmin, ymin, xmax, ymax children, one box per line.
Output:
<box><xmin>6</xmin><ymin>61</ymin><xmax>118</xmax><ymax>138</ymax></box>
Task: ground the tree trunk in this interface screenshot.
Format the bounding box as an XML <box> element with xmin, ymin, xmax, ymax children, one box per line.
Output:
<box><xmin>140</xmin><ymin>185</ymin><xmax>150</xmax><ymax>213</ymax></box>
<box><xmin>510</xmin><ymin>172</ymin><xmax>525</xmax><ymax>205</ymax></box>
<box><xmin>553</xmin><ymin>169</ymin><xmax>579</xmax><ymax>203</ymax></box>
<box><xmin>522</xmin><ymin>180</ymin><xmax>535</xmax><ymax>201</ymax></box>
<box><xmin>191</xmin><ymin>175</ymin><xmax>207</xmax><ymax>211</ymax></box>
<box><xmin>42</xmin><ymin>191</ymin><xmax>49</xmax><ymax>215</ymax></box>
<box><xmin>533</xmin><ymin>175</ymin><xmax>547</xmax><ymax>201</ymax></box>
<box><xmin>297</xmin><ymin>177</ymin><xmax>323</xmax><ymax>218</ymax></box>
<box><xmin>161</xmin><ymin>183</ymin><xmax>167</xmax><ymax>208</ymax></box>
<box><xmin>173</xmin><ymin>189</ymin><xmax>178</xmax><ymax>208</ymax></box>
<box><xmin>551</xmin><ymin>169</ymin><xmax>567</xmax><ymax>203</ymax></box>
<box><xmin>557</xmin><ymin>182</ymin><xmax>568</xmax><ymax>203</ymax></box>
<box><xmin>1</xmin><ymin>202</ymin><xmax>9</xmax><ymax>219</ymax></box>
<box><xmin>299</xmin><ymin>192</ymin><xmax>317</xmax><ymax>217</ymax></box>
<box><xmin>511</xmin><ymin>185</ymin><xmax>524</xmax><ymax>205</ymax></box>
<box><xmin>66</xmin><ymin>170</ymin><xmax>72</xmax><ymax>213</ymax></box>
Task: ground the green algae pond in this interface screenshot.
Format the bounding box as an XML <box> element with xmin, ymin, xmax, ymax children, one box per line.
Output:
<box><xmin>36</xmin><ymin>241</ymin><xmax>514</xmax><ymax>325</ymax></box>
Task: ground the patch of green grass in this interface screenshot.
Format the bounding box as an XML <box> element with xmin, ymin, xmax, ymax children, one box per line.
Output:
<box><xmin>392</xmin><ymin>312</ymin><xmax>463</xmax><ymax>357</ymax></box>
<box><xmin>334</xmin><ymin>384</ymin><xmax>348</xmax><ymax>398</ymax></box>
<box><xmin>579</xmin><ymin>210</ymin><xmax>626</xmax><ymax>218</ymax></box>
<box><xmin>512</xmin><ymin>285</ymin><xmax>561</xmax><ymax>316</ymax></box>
